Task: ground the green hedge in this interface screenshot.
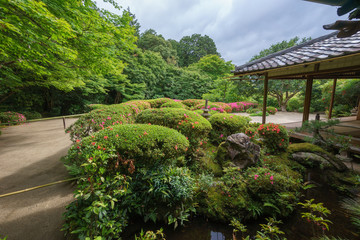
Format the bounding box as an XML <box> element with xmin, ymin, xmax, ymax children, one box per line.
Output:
<box><xmin>208</xmin><ymin>113</ymin><xmax>250</xmax><ymax>145</ymax></box>
<box><xmin>66</xmin><ymin>124</ymin><xmax>189</xmax><ymax>172</ymax></box>
<box><xmin>147</xmin><ymin>98</ymin><xmax>173</xmax><ymax>108</ymax></box>
<box><xmin>182</xmin><ymin>99</ymin><xmax>205</xmax><ymax>107</ymax></box>
<box><xmin>161</xmin><ymin>101</ymin><xmax>188</xmax><ymax>109</ymax></box>
<box><xmin>135</xmin><ymin>108</ymin><xmax>212</xmax><ymax>154</ymax></box>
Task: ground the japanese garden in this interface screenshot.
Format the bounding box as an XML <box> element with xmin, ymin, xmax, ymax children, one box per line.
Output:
<box><xmin>1</xmin><ymin>1</ymin><xmax>360</xmax><ymax>240</ymax></box>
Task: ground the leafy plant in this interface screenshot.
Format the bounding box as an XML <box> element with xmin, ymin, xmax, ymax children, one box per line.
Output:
<box><xmin>160</xmin><ymin>101</ymin><xmax>188</xmax><ymax>109</ymax></box>
<box><xmin>342</xmin><ymin>197</ymin><xmax>360</xmax><ymax>232</ymax></box>
<box><xmin>298</xmin><ymin>199</ymin><xmax>332</xmax><ymax>235</ymax></box>
<box><xmin>257</xmin><ymin>123</ymin><xmax>289</xmax><ymax>153</ymax></box>
<box><xmin>135</xmin><ymin>228</ymin><xmax>166</xmax><ymax>240</ymax></box>
<box><xmin>0</xmin><ymin>111</ymin><xmax>26</xmax><ymax>125</ymax></box>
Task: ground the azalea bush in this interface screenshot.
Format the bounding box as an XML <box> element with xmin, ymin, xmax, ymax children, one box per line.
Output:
<box><xmin>192</xmin><ymin>102</ymin><xmax>232</xmax><ymax>113</ymax></box>
<box><xmin>228</xmin><ymin>102</ymin><xmax>258</xmax><ymax>112</ymax></box>
<box><xmin>208</xmin><ymin>113</ymin><xmax>250</xmax><ymax>145</ymax></box>
<box><xmin>267</xmin><ymin>106</ymin><xmax>278</xmax><ymax>115</ymax></box>
<box><xmin>0</xmin><ymin>111</ymin><xmax>26</xmax><ymax>125</ymax></box>
<box><xmin>257</xmin><ymin>123</ymin><xmax>289</xmax><ymax>154</ymax></box>
<box><xmin>135</xmin><ymin>108</ymin><xmax>212</xmax><ymax>155</ymax></box>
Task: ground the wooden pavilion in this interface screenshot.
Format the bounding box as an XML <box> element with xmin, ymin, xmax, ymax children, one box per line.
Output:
<box><xmin>232</xmin><ymin>31</ymin><xmax>360</xmax><ymax>153</ymax></box>
<box><xmin>232</xmin><ymin>31</ymin><xmax>360</xmax><ymax>124</ymax></box>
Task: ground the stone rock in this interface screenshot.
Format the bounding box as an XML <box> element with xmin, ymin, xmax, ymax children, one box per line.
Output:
<box><xmin>291</xmin><ymin>151</ymin><xmax>348</xmax><ymax>172</ymax></box>
<box><xmin>216</xmin><ymin>133</ymin><xmax>260</xmax><ymax>169</ymax></box>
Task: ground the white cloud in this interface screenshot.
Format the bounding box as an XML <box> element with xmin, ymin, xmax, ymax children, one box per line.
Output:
<box><xmin>96</xmin><ymin>0</ymin><xmax>347</xmax><ymax>65</ymax></box>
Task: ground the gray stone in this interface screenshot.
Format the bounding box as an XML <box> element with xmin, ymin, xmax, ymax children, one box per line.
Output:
<box><xmin>217</xmin><ymin>133</ymin><xmax>260</xmax><ymax>169</ymax></box>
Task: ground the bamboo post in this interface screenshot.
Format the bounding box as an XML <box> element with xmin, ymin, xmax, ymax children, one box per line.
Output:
<box><xmin>328</xmin><ymin>78</ymin><xmax>337</xmax><ymax>119</ymax></box>
<box><xmin>262</xmin><ymin>73</ymin><xmax>269</xmax><ymax>124</ymax></box>
<box><xmin>357</xmin><ymin>100</ymin><xmax>360</xmax><ymax>120</ymax></box>
<box><xmin>63</xmin><ymin>117</ymin><xmax>66</xmax><ymax>129</ymax></box>
<box><xmin>303</xmin><ymin>76</ymin><xmax>314</xmax><ymax>123</ymax></box>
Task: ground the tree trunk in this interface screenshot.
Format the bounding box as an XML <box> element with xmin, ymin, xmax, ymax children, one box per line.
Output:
<box><xmin>281</xmin><ymin>103</ymin><xmax>287</xmax><ymax>112</ymax></box>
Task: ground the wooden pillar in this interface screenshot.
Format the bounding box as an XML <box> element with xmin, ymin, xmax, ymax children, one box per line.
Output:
<box><xmin>357</xmin><ymin>100</ymin><xmax>360</xmax><ymax>120</ymax></box>
<box><xmin>262</xmin><ymin>73</ymin><xmax>269</xmax><ymax>124</ymax></box>
<box><xmin>328</xmin><ymin>78</ymin><xmax>337</xmax><ymax>119</ymax></box>
<box><xmin>303</xmin><ymin>76</ymin><xmax>314</xmax><ymax>123</ymax></box>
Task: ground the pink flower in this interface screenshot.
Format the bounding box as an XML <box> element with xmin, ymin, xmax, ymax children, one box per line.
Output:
<box><xmin>270</xmin><ymin>181</ymin><xmax>274</xmax><ymax>184</ymax></box>
<box><xmin>254</xmin><ymin>174</ymin><xmax>259</xmax><ymax>180</ymax></box>
<box><xmin>175</xmin><ymin>145</ymin><xmax>178</xmax><ymax>150</ymax></box>
<box><xmin>91</xmin><ymin>142</ymin><xmax>96</xmax><ymax>145</ymax></box>
<box><xmin>143</xmin><ymin>131</ymin><xmax>148</xmax><ymax>135</ymax></box>
<box><xmin>219</xmin><ymin>134</ymin><xmax>224</xmax><ymax>138</ymax></box>
<box><xmin>104</xmin><ymin>136</ymin><xmax>108</xmax><ymax>140</ymax></box>
<box><xmin>270</xmin><ymin>175</ymin><xmax>274</xmax><ymax>180</ymax></box>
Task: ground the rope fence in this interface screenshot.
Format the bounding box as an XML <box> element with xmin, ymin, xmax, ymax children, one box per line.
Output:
<box><xmin>0</xmin><ymin>113</ymin><xmax>85</xmax><ymax>129</ymax></box>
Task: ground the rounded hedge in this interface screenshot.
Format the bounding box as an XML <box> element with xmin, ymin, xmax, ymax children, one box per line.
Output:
<box><xmin>66</xmin><ymin>106</ymin><xmax>135</xmax><ymax>141</ymax></box>
<box><xmin>266</xmin><ymin>106</ymin><xmax>278</xmax><ymax>115</ymax></box>
<box><xmin>67</xmin><ymin>124</ymin><xmax>189</xmax><ymax>172</ymax></box>
<box><xmin>182</xmin><ymin>99</ymin><xmax>205</xmax><ymax>107</ymax></box>
<box><xmin>208</xmin><ymin>113</ymin><xmax>250</xmax><ymax>145</ymax></box>
<box><xmin>135</xmin><ymin>108</ymin><xmax>212</xmax><ymax>154</ymax></box>
<box><xmin>147</xmin><ymin>98</ymin><xmax>173</xmax><ymax>108</ymax></box>
<box><xmin>161</xmin><ymin>101</ymin><xmax>188</xmax><ymax>109</ymax></box>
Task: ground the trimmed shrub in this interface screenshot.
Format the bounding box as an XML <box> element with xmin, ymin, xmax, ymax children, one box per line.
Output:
<box><xmin>192</xmin><ymin>102</ymin><xmax>232</xmax><ymax>113</ymax></box>
<box><xmin>23</xmin><ymin>111</ymin><xmax>42</xmax><ymax>120</ymax></box>
<box><xmin>246</xmin><ymin>108</ymin><xmax>262</xmax><ymax>114</ymax></box>
<box><xmin>257</xmin><ymin>123</ymin><xmax>289</xmax><ymax>154</ymax></box>
<box><xmin>266</xmin><ymin>106</ymin><xmax>278</xmax><ymax>115</ymax></box>
<box><xmin>122</xmin><ymin>100</ymin><xmax>151</xmax><ymax>111</ymax></box>
<box><xmin>208</xmin><ymin>113</ymin><xmax>250</xmax><ymax>145</ymax></box>
<box><xmin>66</xmin><ymin>124</ymin><xmax>189</xmax><ymax>172</ymax></box>
<box><xmin>66</xmin><ymin>106</ymin><xmax>135</xmax><ymax>141</ymax></box>
<box><xmin>135</xmin><ymin>108</ymin><xmax>212</xmax><ymax>154</ymax></box>
<box><xmin>89</xmin><ymin>104</ymin><xmax>108</xmax><ymax>110</ymax></box>
<box><xmin>193</xmin><ymin>109</ymin><xmax>218</xmax><ymax>117</ymax></box>
<box><xmin>0</xmin><ymin>111</ymin><xmax>26</xmax><ymax>125</ymax></box>
<box><xmin>148</xmin><ymin>98</ymin><xmax>173</xmax><ymax>108</ymax></box>
<box><xmin>161</xmin><ymin>101</ymin><xmax>188</xmax><ymax>109</ymax></box>
<box><xmin>182</xmin><ymin>99</ymin><xmax>205</xmax><ymax>107</ymax></box>
<box><xmin>228</xmin><ymin>102</ymin><xmax>259</xmax><ymax>112</ymax></box>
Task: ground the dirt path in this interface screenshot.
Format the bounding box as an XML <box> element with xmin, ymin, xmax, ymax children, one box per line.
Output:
<box><xmin>0</xmin><ymin>118</ymin><xmax>77</xmax><ymax>240</ymax></box>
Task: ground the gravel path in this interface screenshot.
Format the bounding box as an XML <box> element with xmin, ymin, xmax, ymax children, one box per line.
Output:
<box><xmin>0</xmin><ymin>118</ymin><xmax>77</xmax><ymax>240</ymax></box>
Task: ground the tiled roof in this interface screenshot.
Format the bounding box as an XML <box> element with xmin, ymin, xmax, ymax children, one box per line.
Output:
<box><xmin>234</xmin><ymin>31</ymin><xmax>360</xmax><ymax>74</ymax></box>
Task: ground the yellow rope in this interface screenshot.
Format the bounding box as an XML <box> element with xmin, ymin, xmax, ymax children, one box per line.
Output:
<box><xmin>0</xmin><ymin>177</ymin><xmax>78</xmax><ymax>198</ymax></box>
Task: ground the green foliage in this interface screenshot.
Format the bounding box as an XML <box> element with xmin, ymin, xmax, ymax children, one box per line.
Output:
<box><xmin>205</xmin><ymin>166</ymin><xmax>301</xmax><ymax>222</ymax></box>
<box><xmin>65</xmin><ymin>124</ymin><xmax>189</xmax><ymax>172</ymax></box>
<box><xmin>250</xmin><ymin>112</ymin><xmax>269</xmax><ymax>117</ymax></box>
<box><xmin>287</xmin><ymin>96</ymin><xmax>303</xmax><ymax>112</ymax></box>
<box><xmin>0</xmin><ymin>111</ymin><xmax>26</xmax><ymax>125</ymax></box>
<box><xmin>137</xmin><ymin>29</ymin><xmax>178</xmax><ymax>64</ymax></box>
<box><xmin>187</xmin><ymin>54</ymin><xmax>233</xmax><ymax>79</ymax></box>
<box><xmin>135</xmin><ymin>228</ymin><xmax>166</xmax><ymax>240</ymax></box>
<box><xmin>246</xmin><ymin>108</ymin><xmax>262</xmax><ymax>114</ymax></box>
<box><xmin>208</xmin><ymin>113</ymin><xmax>250</xmax><ymax>145</ymax></box>
<box><xmin>126</xmin><ymin>167</ymin><xmax>196</xmax><ymax>228</ymax></box>
<box><xmin>135</xmin><ymin>108</ymin><xmax>212</xmax><ymax>154</ymax></box>
<box><xmin>299</xmin><ymin>199</ymin><xmax>332</xmax><ymax>233</ymax></box>
<box><xmin>342</xmin><ymin>197</ymin><xmax>360</xmax><ymax>232</ymax></box>
<box><xmin>160</xmin><ymin>101</ymin><xmax>188</xmax><ymax>109</ymax></box>
<box><xmin>257</xmin><ymin>123</ymin><xmax>289</xmax><ymax>153</ymax></box>
<box><xmin>22</xmin><ymin>111</ymin><xmax>42</xmax><ymax>120</ymax></box>
<box><xmin>192</xmin><ymin>102</ymin><xmax>232</xmax><ymax>113</ymax></box>
<box><xmin>62</xmin><ymin>174</ymin><xmax>130</xmax><ymax>240</ymax></box>
<box><xmin>176</xmin><ymin>34</ymin><xmax>220</xmax><ymax>67</ymax></box>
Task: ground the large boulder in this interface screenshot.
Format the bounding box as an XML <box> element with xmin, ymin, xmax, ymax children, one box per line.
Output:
<box><xmin>216</xmin><ymin>133</ymin><xmax>260</xmax><ymax>169</ymax></box>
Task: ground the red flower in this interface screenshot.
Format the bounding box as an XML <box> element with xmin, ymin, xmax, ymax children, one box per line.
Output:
<box><xmin>91</xmin><ymin>142</ymin><xmax>96</xmax><ymax>145</ymax></box>
<box><xmin>104</xmin><ymin>136</ymin><xmax>108</xmax><ymax>140</ymax></box>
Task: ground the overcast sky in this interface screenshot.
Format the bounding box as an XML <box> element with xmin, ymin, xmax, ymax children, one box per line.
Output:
<box><xmin>96</xmin><ymin>0</ymin><xmax>346</xmax><ymax>66</ymax></box>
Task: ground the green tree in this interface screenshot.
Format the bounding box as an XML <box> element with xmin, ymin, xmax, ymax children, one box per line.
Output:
<box><xmin>0</xmin><ymin>0</ymin><xmax>137</xmax><ymax>105</ymax></box>
<box><xmin>176</xmin><ymin>34</ymin><xmax>220</xmax><ymax>67</ymax></box>
<box><xmin>249</xmin><ymin>37</ymin><xmax>311</xmax><ymax>111</ymax></box>
<box><xmin>137</xmin><ymin>29</ymin><xmax>178</xmax><ymax>65</ymax></box>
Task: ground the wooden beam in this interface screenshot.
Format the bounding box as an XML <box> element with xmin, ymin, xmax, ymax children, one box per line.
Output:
<box><xmin>262</xmin><ymin>73</ymin><xmax>269</xmax><ymax>124</ymax></box>
<box><xmin>357</xmin><ymin>100</ymin><xmax>360</xmax><ymax>120</ymax></box>
<box><xmin>328</xmin><ymin>78</ymin><xmax>337</xmax><ymax>119</ymax></box>
<box><xmin>303</xmin><ymin>76</ymin><xmax>314</xmax><ymax>123</ymax></box>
